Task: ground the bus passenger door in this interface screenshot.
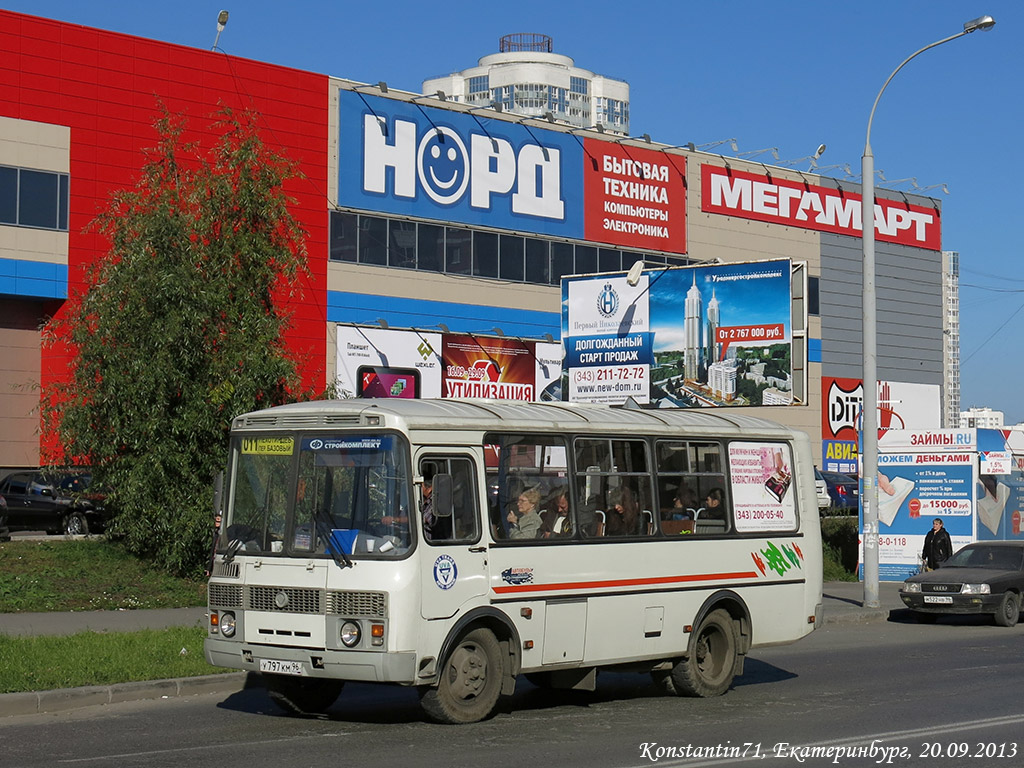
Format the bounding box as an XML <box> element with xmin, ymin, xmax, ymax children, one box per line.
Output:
<box><xmin>418</xmin><ymin>452</ymin><xmax>489</xmax><ymax>620</ymax></box>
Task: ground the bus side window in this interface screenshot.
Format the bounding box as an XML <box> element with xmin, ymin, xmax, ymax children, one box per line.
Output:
<box><xmin>421</xmin><ymin>456</ymin><xmax>479</xmax><ymax>545</ymax></box>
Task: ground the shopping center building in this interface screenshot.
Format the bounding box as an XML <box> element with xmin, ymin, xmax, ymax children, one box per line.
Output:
<box><xmin>0</xmin><ymin>10</ymin><xmax>952</xmax><ymax>473</ymax></box>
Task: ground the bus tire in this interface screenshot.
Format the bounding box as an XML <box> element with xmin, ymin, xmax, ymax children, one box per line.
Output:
<box><xmin>420</xmin><ymin>628</ymin><xmax>503</xmax><ymax>724</ymax></box>
<box><xmin>264</xmin><ymin>674</ymin><xmax>343</xmax><ymax>715</ymax></box>
<box><xmin>670</xmin><ymin>609</ymin><xmax>737</xmax><ymax>698</ymax></box>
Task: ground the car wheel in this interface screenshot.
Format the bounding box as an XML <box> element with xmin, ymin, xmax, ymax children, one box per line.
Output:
<box><xmin>669</xmin><ymin>609</ymin><xmax>738</xmax><ymax>697</ymax></box>
<box><xmin>264</xmin><ymin>674</ymin><xmax>343</xmax><ymax>715</ymax></box>
<box><xmin>420</xmin><ymin>628</ymin><xmax>503</xmax><ymax>724</ymax></box>
<box><xmin>994</xmin><ymin>592</ymin><xmax>1020</xmax><ymax>628</ymax></box>
<box><xmin>63</xmin><ymin>511</ymin><xmax>89</xmax><ymax>536</ymax></box>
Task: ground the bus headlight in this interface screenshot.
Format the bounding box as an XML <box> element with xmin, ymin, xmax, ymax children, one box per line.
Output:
<box><xmin>220</xmin><ymin>612</ymin><xmax>236</xmax><ymax>638</ymax></box>
<box><xmin>340</xmin><ymin>621</ymin><xmax>361</xmax><ymax>647</ymax></box>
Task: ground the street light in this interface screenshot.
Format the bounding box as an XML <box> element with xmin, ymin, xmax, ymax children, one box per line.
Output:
<box><xmin>861</xmin><ymin>14</ymin><xmax>995</xmax><ymax>609</ymax></box>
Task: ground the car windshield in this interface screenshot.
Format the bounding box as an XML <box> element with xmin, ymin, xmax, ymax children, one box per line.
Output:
<box><xmin>221</xmin><ymin>433</ymin><xmax>412</xmax><ymax>558</ymax></box>
<box><xmin>945</xmin><ymin>545</ymin><xmax>1024</xmax><ymax>571</ymax></box>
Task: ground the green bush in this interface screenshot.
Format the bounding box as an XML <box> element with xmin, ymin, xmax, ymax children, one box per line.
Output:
<box><xmin>821</xmin><ymin>515</ymin><xmax>859</xmax><ymax>578</ymax></box>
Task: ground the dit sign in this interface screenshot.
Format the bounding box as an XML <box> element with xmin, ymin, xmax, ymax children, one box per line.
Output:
<box><xmin>337</xmin><ymin>89</ymin><xmax>687</xmax><ymax>254</ymax></box>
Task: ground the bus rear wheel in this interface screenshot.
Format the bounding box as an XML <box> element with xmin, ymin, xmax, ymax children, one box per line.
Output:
<box><xmin>670</xmin><ymin>609</ymin><xmax>738</xmax><ymax>698</ymax></box>
<box><xmin>264</xmin><ymin>674</ymin><xmax>343</xmax><ymax>715</ymax></box>
<box><xmin>421</xmin><ymin>628</ymin><xmax>503</xmax><ymax>724</ymax></box>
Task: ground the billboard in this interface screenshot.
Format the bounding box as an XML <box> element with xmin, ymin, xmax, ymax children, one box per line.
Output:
<box><xmin>337</xmin><ymin>89</ymin><xmax>686</xmax><ymax>254</ymax></box>
<box><xmin>562</xmin><ymin>260</ymin><xmax>792</xmax><ymax>407</ymax></box>
<box><xmin>336</xmin><ymin>325</ymin><xmax>561</xmax><ymax>402</ymax></box>
<box><xmin>701</xmin><ymin>165</ymin><xmax>941</xmax><ymax>251</ymax></box>
<box><xmin>821</xmin><ymin>377</ymin><xmax>941</xmax><ymax>474</ymax></box>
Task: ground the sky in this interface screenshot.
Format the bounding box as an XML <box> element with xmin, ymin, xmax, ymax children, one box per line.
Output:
<box><xmin>5</xmin><ymin>0</ymin><xmax>1023</xmax><ymax>421</ymax></box>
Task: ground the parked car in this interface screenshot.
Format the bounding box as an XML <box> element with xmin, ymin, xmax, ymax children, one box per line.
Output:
<box><xmin>900</xmin><ymin>542</ymin><xmax>1024</xmax><ymax>626</ymax></box>
<box><xmin>0</xmin><ymin>492</ymin><xmax>9</xmax><ymax>541</ymax></box>
<box><xmin>0</xmin><ymin>470</ymin><xmax>106</xmax><ymax>535</ymax></box>
<box><xmin>814</xmin><ymin>467</ymin><xmax>830</xmax><ymax>511</ymax></box>
<box><xmin>821</xmin><ymin>471</ymin><xmax>859</xmax><ymax>513</ymax></box>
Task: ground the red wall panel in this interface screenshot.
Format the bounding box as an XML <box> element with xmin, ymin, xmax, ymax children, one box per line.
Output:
<box><xmin>0</xmin><ymin>10</ymin><xmax>331</xmax><ymax>459</ymax></box>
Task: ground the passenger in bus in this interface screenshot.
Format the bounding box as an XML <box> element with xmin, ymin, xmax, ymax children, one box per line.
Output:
<box><xmin>507</xmin><ymin>487</ymin><xmax>543</xmax><ymax>539</ymax></box>
<box><xmin>541</xmin><ymin>490</ymin><xmax>572</xmax><ymax>537</ymax></box>
<box><xmin>605</xmin><ymin>486</ymin><xmax>639</xmax><ymax>536</ymax></box>
<box><xmin>698</xmin><ymin>487</ymin><xmax>726</xmax><ymax>520</ymax></box>
<box><xmin>670</xmin><ymin>486</ymin><xmax>699</xmax><ymax>520</ymax></box>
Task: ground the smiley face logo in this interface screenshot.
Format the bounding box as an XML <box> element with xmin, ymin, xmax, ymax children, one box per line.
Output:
<box><xmin>417</xmin><ymin>126</ymin><xmax>469</xmax><ymax>205</ymax></box>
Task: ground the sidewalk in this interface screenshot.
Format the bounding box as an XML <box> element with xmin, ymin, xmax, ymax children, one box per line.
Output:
<box><xmin>0</xmin><ymin>581</ymin><xmax>907</xmax><ymax>717</ymax></box>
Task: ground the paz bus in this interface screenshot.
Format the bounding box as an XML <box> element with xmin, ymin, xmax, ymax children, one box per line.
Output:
<box><xmin>204</xmin><ymin>398</ymin><xmax>822</xmax><ymax>723</ymax></box>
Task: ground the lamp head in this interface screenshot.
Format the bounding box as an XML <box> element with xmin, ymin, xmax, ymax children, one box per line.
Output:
<box><xmin>626</xmin><ymin>260</ymin><xmax>645</xmax><ymax>287</ymax></box>
<box><xmin>964</xmin><ymin>15</ymin><xmax>995</xmax><ymax>33</ymax></box>
<box><xmin>217</xmin><ymin>10</ymin><xmax>229</xmax><ymax>30</ymax></box>
<box><xmin>814</xmin><ymin>143</ymin><xmax>826</xmax><ymax>159</ymax></box>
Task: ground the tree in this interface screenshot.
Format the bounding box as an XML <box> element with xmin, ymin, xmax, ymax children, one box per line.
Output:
<box><xmin>42</xmin><ymin>107</ymin><xmax>310</xmax><ymax>575</ymax></box>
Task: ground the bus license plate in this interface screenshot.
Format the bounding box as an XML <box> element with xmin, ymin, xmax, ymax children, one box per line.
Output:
<box><xmin>259</xmin><ymin>659</ymin><xmax>304</xmax><ymax>676</ymax></box>
<box><xmin>923</xmin><ymin>596</ymin><xmax>953</xmax><ymax>604</ymax></box>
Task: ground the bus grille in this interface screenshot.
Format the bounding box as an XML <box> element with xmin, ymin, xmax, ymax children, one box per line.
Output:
<box><xmin>209</xmin><ymin>583</ymin><xmax>243</xmax><ymax>608</ymax></box>
<box><xmin>248</xmin><ymin>586</ymin><xmax>322</xmax><ymax>614</ymax></box>
<box><xmin>212</xmin><ymin>561</ymin><xmax>239</xmax><ymax>579</ymax></box>
<box><xmin>328</xmin><ymin>590</ymin><xmax>387</xmax><ymax>618</ymax></box>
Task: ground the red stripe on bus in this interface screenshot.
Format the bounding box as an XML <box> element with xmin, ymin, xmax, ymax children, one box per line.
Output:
<box><xmin>492</xmin><ymin>571</ymin><xmax>760</xmax><ymax>594</ymax></box>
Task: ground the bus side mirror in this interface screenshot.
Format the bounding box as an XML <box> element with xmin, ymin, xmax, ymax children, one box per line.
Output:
<box><xmin>432</xmin><ymin>473</ymin><xmax>453</xmax><ymax>518</ymax></box>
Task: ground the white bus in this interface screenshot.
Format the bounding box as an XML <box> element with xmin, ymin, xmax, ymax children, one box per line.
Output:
<box><xmin>204</xmin><ymin>399</ymin><xmax>822</xmax><ymax>723</ymax></box>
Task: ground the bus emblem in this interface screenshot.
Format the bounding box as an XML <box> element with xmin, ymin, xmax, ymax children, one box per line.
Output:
<box><xmin>501</xmin><ymin>567</ymin><xmax>534</xmax><ymax>585</ymax></box>
<box><xmin>433</xmin><ymin>554</ymin><xmax>458</xmax><ymax>590</ymax></box>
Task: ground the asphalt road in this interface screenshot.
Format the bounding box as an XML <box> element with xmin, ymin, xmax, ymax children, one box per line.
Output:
<box><xmin>2</xmin><ymin>613</ymin><xmax>1021</xmax><ymax>768</ymax></box>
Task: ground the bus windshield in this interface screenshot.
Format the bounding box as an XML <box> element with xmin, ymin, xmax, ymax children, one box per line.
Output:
<box><xmin>221</xmin><ymin>433</ymin><xmax>412</xmax><ymax>558</ymax></box>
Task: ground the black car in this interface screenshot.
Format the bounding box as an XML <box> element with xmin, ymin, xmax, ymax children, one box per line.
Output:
<box><xmin>821</xmin><ymin>471</ymin><xmax>859</xmax><ymax>513</ymax></box>
<box><xmin>0</xmin><ymin>492</ymin><xmax>9</xmax><ymax>541</ymax></box>
<box><xmin>900</xmin><ymin>542</ymin><xmax>1024</xmax><ymax>626</ymax></box>
<box><xmin>0</xmin><ymin>470</ymin><xmax>106</xmax><ymax>536</ymax></box>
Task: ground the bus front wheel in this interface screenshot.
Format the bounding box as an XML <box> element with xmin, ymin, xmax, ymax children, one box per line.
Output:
<box><xmin>670</xmin><ymin>609</ymin><xmax>738</xmax><ymax>698</ymax></box>
<box><xmin>264</xmin><ymin>674</ymin><xmax>343</xmax><ymax>715</ymax></box>
<box><xmin>420</xmin><ymin>628</ymin><xmax>503</xmax><ymax>724</ymax></box>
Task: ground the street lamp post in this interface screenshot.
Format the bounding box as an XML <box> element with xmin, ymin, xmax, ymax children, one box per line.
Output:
<box><xmin>861</xmin><ymin>15</ymin><xmax>995</xmax><ymax>608</ymax></box>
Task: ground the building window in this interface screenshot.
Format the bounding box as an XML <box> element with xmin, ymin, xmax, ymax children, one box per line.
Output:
<box><xmin>0</xmin><ymin>165</ymin><xmax>70</xmax><ymax>231</ymax></box>
<box><xmin>328</xmin><ymin>211</ymin><xmax>681</xmax><ymax>287</ymax></box>
<box><xmin>570</xmin><ymin>77</ymin><xmax>588</xmax><ymax>95</ymax></box>
<box><xmin>468</xmin><ymin>75</ymin><xmax>489</xmax><ymax>94</ymax></box>
<box><xmin>808</xmin><ymin>276</ymin><xmax>820</xmax><ymax>316</ymax></box>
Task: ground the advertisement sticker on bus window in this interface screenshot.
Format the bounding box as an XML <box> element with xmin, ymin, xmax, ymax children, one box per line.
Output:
<box><xmin>728</xmin><ymin>442</ymin><xmax>797</xmax><ymax>532</ymax></box>
<box><xmin>301</xmin><ymin>436</ymin><xmax>393</xmax><ymax>452</ymax></box>
<box><xmin>433</xmin><ymin>554</ymin><xmax>458</xmax><ymax>590</ymax></box>
<box><xmin>241</xmin><ymin>437</ymin><xmax>295</xmax><ymax>456</ymax></box>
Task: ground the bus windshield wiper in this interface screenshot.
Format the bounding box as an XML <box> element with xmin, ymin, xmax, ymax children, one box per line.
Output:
<box><xmin>312</xmin><ymin>506</ymin><xmax>353</xmax><ymax>569</ymax></box>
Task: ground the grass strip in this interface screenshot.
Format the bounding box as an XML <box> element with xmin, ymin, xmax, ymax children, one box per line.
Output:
<box><xmin>0</xmin><ymin>627</ymin><xmax>231</xmax><ymax>694</ymax></box>
<box><xmin>0</xmin><ymin>539</ymin><xmax>207</xmax><ymax>613</ymax></box>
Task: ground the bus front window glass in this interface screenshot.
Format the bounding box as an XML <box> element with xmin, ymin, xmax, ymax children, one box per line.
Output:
<box><xmin>225</xmin><ymin>439</ymin><xmax>294</xmax><ymax>554</ymax></box>
<box><xmin>292</xmin><ymin>434</ymin><xmax>411</xmax><ymax>557</ymax></box>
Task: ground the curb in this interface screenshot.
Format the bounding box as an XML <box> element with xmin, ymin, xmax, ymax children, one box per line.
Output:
<box><xmin>0</xmin><ymin>672</ymin><xmax>249</xmax><ymax>718</ymax></box>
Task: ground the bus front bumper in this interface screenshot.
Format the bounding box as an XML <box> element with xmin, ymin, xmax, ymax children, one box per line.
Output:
<box><xmin>204</xmin><ymin>637</ymin><xmax>418</xmax><ymax>684</ymax></box>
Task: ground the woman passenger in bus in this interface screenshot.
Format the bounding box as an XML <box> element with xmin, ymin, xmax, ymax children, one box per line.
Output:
<box><xmin>507</xmin><ymin>487</ymin><xmax>543</xmax><ymax>539</ymax></box>
<box><xmin>605</xmin><ymin>486</ymin><xmax>639</xmax><ymax>536</ymax></box>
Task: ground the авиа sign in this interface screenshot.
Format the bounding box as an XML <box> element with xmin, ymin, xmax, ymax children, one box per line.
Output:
<box><xmin>337</xmin><ymin>89</ymin><xmax>688</xmax><ymax>252</ymax></box>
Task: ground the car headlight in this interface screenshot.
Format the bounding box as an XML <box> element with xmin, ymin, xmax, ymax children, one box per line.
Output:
<box><xmin>340</xmin><ymin>621</ymin><xmax>361</xmax><ymax>647</ymax></box>
<box><xmin>960</xmin><ymin>583</ymin><xmax>991</xmax><ymax>595</ymax></box>
<box><xmin>220</xmin><ymin>612</ymin><xmax>236</xmax><ymax>637</ymax></box>
<box><xmin>903</xmin><ymin>582</ymin><xmax>921</xmax><ymax>593</ymax></box>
